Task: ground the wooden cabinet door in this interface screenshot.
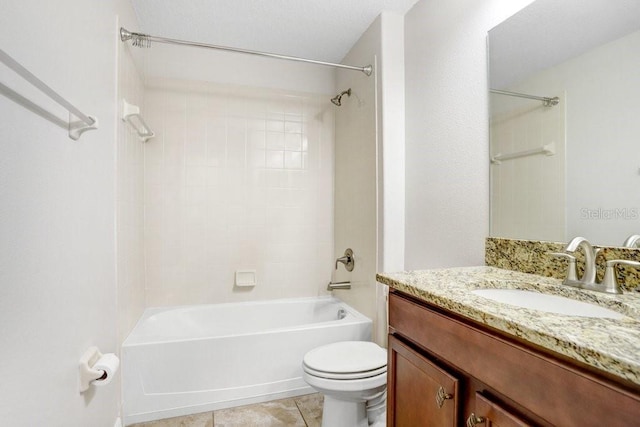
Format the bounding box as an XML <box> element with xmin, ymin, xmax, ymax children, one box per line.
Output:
<box><xmin>388</xmin><ymin>335</ymin><xmax>459</xmax><ymax>427</ymax></box>
<box><xmin>466</xmin><ymin>392</ymin><xmax>532</xmax><ymax>427</ymax></box>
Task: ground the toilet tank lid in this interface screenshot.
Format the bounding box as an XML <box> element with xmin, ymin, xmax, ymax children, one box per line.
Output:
<box><xmin>303</xmin><ymin>341</ymin><xmax>387</xmax><ymax>374</ymax></box>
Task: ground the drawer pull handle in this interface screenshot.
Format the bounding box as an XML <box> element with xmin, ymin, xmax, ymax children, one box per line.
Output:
<box><xmin>466</xmin><ymin>413</ymin><xmax>485</xmax><ymax>427</ymax></box>
<box><xmin>436</xmin><ymin>386</ymin><xmax>453</xmax><ymax>408</ymax></box>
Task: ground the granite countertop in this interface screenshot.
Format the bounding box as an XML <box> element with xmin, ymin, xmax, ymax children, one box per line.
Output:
<box><xmin>377</xmin><ymin>266</ymin><xmax>640</xmax><ymax>386</ymax></box>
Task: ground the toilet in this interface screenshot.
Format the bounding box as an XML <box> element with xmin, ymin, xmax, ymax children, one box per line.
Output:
<box><xmin>302</xmin><ymin>341</ymin><xmax>387</xmax><ymax>427</ymax></box>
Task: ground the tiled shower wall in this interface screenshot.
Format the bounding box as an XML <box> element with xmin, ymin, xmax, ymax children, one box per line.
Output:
<box><xmin>116</xmin><ymin>43</ymin><xmax>146</xmax><ymax>342</ymax></box>
<box><xmin>143</xmin><ymin>79</ymin><xmax>334</xmax><ymax>306</ymax></box>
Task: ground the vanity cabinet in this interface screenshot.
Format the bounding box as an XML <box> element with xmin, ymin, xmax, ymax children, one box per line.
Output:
<box><xmin>387</xmin><ymin>289</ymin><xmax>640</xmax><ymax>427</ymax></box>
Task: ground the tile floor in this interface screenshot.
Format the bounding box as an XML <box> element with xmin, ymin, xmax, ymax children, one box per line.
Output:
<box><xmin>129</xmin><ymin>393</ymin><xmax>323</xmax><ymax>427</ymax></box>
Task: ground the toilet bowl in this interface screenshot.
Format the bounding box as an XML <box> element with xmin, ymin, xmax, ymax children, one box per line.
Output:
<box><xmin>302</xmin><ymin>341</ymin><xmax>387</xmax><ymax>427</ymax></box>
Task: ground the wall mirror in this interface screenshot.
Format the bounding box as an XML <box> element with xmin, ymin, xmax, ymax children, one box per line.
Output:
<box><xmin>488</xmin><ymin>0</ymin><xmax>640</xmax><ymax>247</ymax></box>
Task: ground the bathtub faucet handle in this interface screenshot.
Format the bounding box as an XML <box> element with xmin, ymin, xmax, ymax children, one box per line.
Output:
<box><xmin>335</xmin><ymin>248</ymin><xmax>355</xmax><ymax>271</ymax></box>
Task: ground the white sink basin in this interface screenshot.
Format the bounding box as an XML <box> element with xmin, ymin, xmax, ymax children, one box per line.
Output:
<box><xmin>471</xmin><ymin>289</ymin><xmax>625</xmax><ymax>319</ymax></box>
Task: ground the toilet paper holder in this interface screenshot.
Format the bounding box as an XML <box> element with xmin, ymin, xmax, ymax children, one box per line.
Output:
<box><xmin>79</xmin><ymin>346</ymin><xmax>119</xmax><ymax>393</ymax></box>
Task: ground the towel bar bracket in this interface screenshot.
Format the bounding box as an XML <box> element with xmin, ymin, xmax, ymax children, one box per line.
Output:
<box><xmin>0</xmin><ymin>48</ymin><xmax>98</xmax><ymax>141</ymax></box>
<box><xmin>69</xmin><ymin>113</ymin><xmax>99</xmax><ymax>141</ymax></box>
<box><xmin>122</xmin><ymin>99</ymin><xmax>155</xmax><ymax>142</ymax></box>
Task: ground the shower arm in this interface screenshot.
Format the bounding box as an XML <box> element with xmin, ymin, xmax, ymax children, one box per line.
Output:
<box><xmin>120</xmin><ymin>28</ymin><xmax>373</xmax><ymax>76</ymax></box>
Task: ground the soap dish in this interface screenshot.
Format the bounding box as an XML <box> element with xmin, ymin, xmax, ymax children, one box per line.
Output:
<box><xmin>235</xmin><ymin>270</ymin><xmax>257</xmax><ymax>287</ymax></box>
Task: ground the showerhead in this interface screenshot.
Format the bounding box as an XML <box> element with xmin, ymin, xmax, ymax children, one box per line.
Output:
<box><xmin>331</xmin><ymin>88</ymin><xmax>352</xmax><ymax>106</ymax></box>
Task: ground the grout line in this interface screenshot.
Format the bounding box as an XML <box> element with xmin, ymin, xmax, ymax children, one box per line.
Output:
<box><xmin>293</xmin><ymin>398</ymin><xmax>309</xmax><ymax>427</ymax></box>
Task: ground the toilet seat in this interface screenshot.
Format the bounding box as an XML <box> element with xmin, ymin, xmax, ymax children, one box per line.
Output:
<box><xmin>303</xmin><ymin>341</ymin><xmax>387</xmax><ymax>380</ymax></box>
<box><xmin>303</xmin><ymin>364</ymin><xmax>387</xmax><ymax>380</ymax></box>
<box><xmin>302</xmin><ymin>341</ymin><xmax>388</xmax><ymax>427</ymax></box>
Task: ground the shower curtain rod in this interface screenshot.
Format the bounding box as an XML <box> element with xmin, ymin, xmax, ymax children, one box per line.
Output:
<box><xmin>120</xmin><ymin>28</ymin><xmax>372</xmax><ymax>76</ymax></box>
<box><xmin>490</xmin><ymin>89</ymin><xmax>559</xmax><ymax>107</ymax></box>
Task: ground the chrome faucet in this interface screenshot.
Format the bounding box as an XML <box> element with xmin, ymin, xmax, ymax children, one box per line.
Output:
<box><xmin>556</xmin><ymin>236</ymin><xmax>640</xmax><ymax>294</ymax></box>
<box><xmin>564</xmin><ymin>236</ymin><xmax>597</xmax><ymax>285</ymax></box>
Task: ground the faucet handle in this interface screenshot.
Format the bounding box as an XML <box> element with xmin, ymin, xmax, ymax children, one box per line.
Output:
<box><xmin>608</xmin><ymin>259</ymin><xmax>640</xmax><ymax>268</ymax></box>
<box><xmin>335</xmin><ymin>248</ymin><xmax>355</xmax><ymax>271</ymax></box>
<box><xmin>602</xmin><ymin>259</ymin><xmax>640</xmax><ymax>294</ymax></box>
<box><xmin>623</xmin><ymin>234</ymin><xmax>640</xmax><ymax>248</ymax></box>
<box><xmin>548</xmin><ymin>252</ymin><xmax>578</xmax><ymax>282</ymax></box>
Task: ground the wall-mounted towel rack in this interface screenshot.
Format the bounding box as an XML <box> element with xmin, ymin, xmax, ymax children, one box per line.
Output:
<box><xmin>491</xmin><ymin>142</ymin><xmax>555</xmax><ymax>164</ymax></box>
<box><xmin>122</xmin><ymin>99</ymin><xmax>154</xmax><ymax>142</ymax></box>
<box><xmin>0</xmin><ymin>49</ymin><xmax>98</xmax><ymax>140</ymax></box>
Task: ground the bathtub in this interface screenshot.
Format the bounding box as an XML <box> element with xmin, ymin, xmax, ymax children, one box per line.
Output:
<box><xmin>121</xmin><ymin>296</ymin><xmax>372</xmax><ymax>425</ymax></box>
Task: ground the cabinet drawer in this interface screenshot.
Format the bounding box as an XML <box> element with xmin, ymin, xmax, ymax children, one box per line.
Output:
<box><xmin>472</xmin><ymin>392</ymin><xmax>532</xmax><ymax>427</ymax></box>
<box><xmin>389</xmin><ymin>291</ymin><xmax>640</xmax><ymax>426</ymax></box>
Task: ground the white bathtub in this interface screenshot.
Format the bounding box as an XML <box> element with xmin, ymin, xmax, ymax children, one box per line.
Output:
<box><xmin>122</xmin><ymin>296</ymin><xmax>372</xmax><ymax>425</ymax></box>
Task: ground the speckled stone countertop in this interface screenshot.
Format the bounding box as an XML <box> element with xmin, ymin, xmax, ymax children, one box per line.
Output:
<box><xmin>377</xmin><ymin>266</ymin><xmax>640</xmax><ymax>386</ymax></box>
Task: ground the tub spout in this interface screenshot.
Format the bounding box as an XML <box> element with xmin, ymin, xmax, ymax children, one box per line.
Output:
<box><xmin>327</xmin><ymin>281</ymin><xmax>351</xmax><ymax>291</ymax></box>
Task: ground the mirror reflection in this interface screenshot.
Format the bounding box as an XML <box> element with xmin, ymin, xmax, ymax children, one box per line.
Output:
<box><xmin>488</xmin><ymin>0</ymin><xmax>640</xmax><ymax>247</ymax></box>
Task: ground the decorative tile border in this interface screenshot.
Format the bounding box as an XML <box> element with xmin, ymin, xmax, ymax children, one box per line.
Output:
<box><xmin>486</xmin><ymin>237</ymin><xmax>640</xmax><ymax>291</ymax></box>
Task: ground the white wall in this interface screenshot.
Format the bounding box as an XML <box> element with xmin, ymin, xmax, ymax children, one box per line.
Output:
<box><xmin>142</xmin><ymin>79</ymin><xmax>334</xmax><ymax>305</ymax></box>
<box><xmin>117</xmin><ymin>30</ymin><xmax>147</xmax><ymax>343</ymax></box>
<box><xmin>333</xmin><ymin>12</ymin><xmax>405</xmax><ymax>346</ymax></box>
<box><xmin>379</xmin><ymin>12</ymin><xmax>406</xmax><ymax>274</ymax></box>
<box><xmin>0</xmin><ymin>0</ymin><xmax>138</xmax><ymax>425</ymax></box>
<box><xmin>144</xmin><ymin>43</ymin><xmax>336</xmax><ymax>95</ymax></box>
<box><xmin>404</xmin><ymin>0</ymin><xmax>535</xmax><ymax>269</ymax></box>
<box><xmin>333</xmin><ymin>25</ymin><xmax>378</xmax><ymax>329</ymax></box>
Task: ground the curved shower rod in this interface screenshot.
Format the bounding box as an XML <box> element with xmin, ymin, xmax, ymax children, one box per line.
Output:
<box><xmin>120</xmin><ymin>28</ymin><xmax>372</xmax><ymax>76</ymax></box>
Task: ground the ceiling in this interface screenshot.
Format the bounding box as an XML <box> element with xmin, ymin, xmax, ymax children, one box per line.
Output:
<box><xmin>489</xmin><ymin>0</ymin><xmax>640</xmax><ymax>88</ymax></box>
<box><xmin>130</xmin><ymin>0</ymin><xmax>420</xmax><ymax>64</ymax></box>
